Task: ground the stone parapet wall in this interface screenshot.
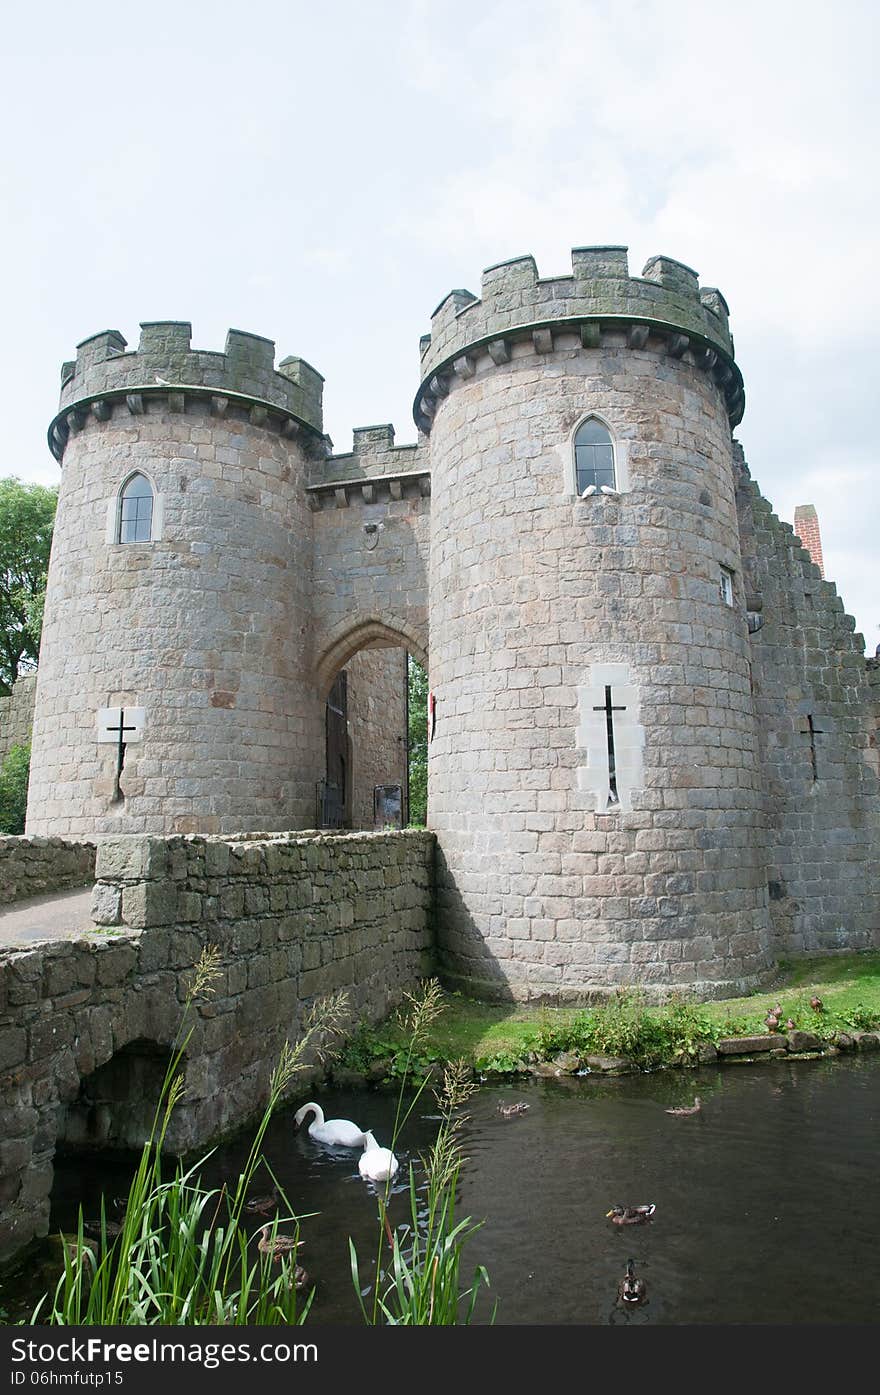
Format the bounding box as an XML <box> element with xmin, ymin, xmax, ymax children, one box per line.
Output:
<box><xmin>417</xmin><ymin>246</ymin><xmax>741</xmax><ymax>430</ymax></box>
<box><xmin>52</xmin><ymin>323</ymin><xmax>324</xmax><ymax>459</ymax></box>
<box><xmin>0</xmin><ymin>836</ymin><xmax>95</xmax><ymax>905</ymax></box>
<box><xmin>0</xmin><ymin>675</ymin><xmax>36</xmax><ymax>765</ymax></box>
<box><xmin>736</xmin><ymin>454</ymin><xmax>880</xmax><ymax>955</ymax></box>
<box><xmin>311</xmin><ymin>426</ymin><xmax>427</xmax><ymax>487</ymax></box>
<box><xmin>0</xmin><ymin>829</ymin><xmax>435</xmax><ymax>1260</ymax></box>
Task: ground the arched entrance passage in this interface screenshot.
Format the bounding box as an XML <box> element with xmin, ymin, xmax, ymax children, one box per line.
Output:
<box><xmin>315</xmin><ymin>614</ymin><xmax>428</xmax><ymax>698</ymax></box>
<box><xmin>313</xmin><ymin>615</ymin><xmax>429</xmax><ymax>831</ymax></box>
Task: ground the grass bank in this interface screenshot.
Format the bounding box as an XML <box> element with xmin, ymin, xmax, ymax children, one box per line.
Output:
<box><xmin>337</xmin><ymin>951</ymin><xmax>880</xmax><ymax>1078</ymax></box>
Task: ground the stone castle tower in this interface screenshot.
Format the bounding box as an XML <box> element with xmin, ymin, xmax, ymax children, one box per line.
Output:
<box><xmin>28</xmin><ymin>246</ymin><xmax>880</xmax><ymax>1000</ymax></box>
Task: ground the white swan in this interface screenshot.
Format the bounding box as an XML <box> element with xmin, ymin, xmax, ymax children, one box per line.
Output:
<box><xmin>358</xmin><ymin>1130</ymin><xmax>399</xmax><ymax>1183</ymax></box>
<box><xmin>294</xmin><ymin>1102</ymin><xmax>365</xmax><ymax>1147</ymax></box>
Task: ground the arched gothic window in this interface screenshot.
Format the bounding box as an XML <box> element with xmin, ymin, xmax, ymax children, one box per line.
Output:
<box><xmin>117</xmin><ymin>474</ymin><xmax>154</xmax><ymax>543</ymax></box>
<box><xmin>574</xmin><ymin>418</ymin><xmax>615</xmax><ymax>494</ymax></box>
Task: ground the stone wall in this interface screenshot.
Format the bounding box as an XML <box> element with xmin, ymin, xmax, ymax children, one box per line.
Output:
<box><xmin>309</xmin><ymin>427</ymin><xmax>430</xmax><ymax>692</ymax></box>
<box><xmin>346</xmin><ymin>647</ymin><xmax>408</xmax><ymax>829</ymax></box>
<box><xmin>0</xmin><ymin>829</ymin><xmax>434</xmax><ymax>1259</ymax></box>
<box><xmin>0</xmin><ymin>675</ymin><xmax>36</xmax><ymax>765</ymax></box>
<box><xmin>0</xmin><ymin>836</ymin><xmax>95</xmax><ymax>905</ymax></box>
<box><xmin>736</xmin><ymin>453</ymin><xmax>880</xmax><ymax>955</ymax></box>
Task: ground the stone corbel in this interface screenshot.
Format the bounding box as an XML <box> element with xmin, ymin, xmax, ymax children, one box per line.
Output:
<box><xmin>418</xmin><ymin>475</ymin><xmax>431</xmax><ymax>497</ymax></box>
<box><xmin>167</xmin><ymin>392</ymin><xmax>186</xmax><ymax>414</ymax></box>
<box><xmin>698</xmin><ymin>348</ymin><xmax>717</xmax><ymax>371</ymax></box>
<box><xmin>453</xmin><ymin>354</ymin><xmax>475</xmax><ymax>380</ymax></box>
<box><xmin>249</xmin><ymin>404</ymin><xmax>268</xmax><ymax>427</ymax></box>
<box><xmin>306</xmin><ymin>493</ymin><xmax>322</xmax><ymax>512</ymax></box>
<box><xmin>281</xmin><ymin>417</ymin><xmax>300</xmax><ymax>438</ymax></box>
<box><xmin>334</xmin><ymin>487</ymin><xmax>349</xmax><ymax>508</ymax></box>
<box><xmin>580</xmin><ymin>322</ymin><xmax>601</xmax><ymax>349</ymax></box>
<box><xmin>66</xmin><ymin>409</ymin><xmax>86</xmax><ymax>434</ymax></box>
<box><xmin>211</xmin><ymin>395</ymin><xmax>229</xmax><ymax>418</ymax></box>
<box><xmin>91</xmin><ymin>399</ymin><xmax>111</xmax><ymax>421</ymax></box>
<box><xmin>668</xmin><ymin>333</ymin><xmax>689</xmax><ymax>358</ymax></box>
<box><xmin>532</xmin><ymin>328</ymin><xmax>553</xmax><ymax>354</ymax></box>
<box><xmin>628</xmin><ymin>324</ymin><xmax>650</xmax><ymax>349</ymax></box>
<box><xmin>429</xmin><ymin>375</ymin><xmax>448</xmax><ymax>398</ymax></box>
<box><xmin>487</xmin><ymin>339</ymin><xmax>510</xmax><ymax>365</ymax></box>
<box><xmin>126</xmin><ymin>393</ymin><xmax>144</xmax><ymax>415</ymax></box>
<box><xmin>389</xmin><ymin>480</ymin><xmax>403</xmax><ymax>500</ymax></box>
<box><xmin>360</xmin><ymin>483</ymin><xmax>375</xmax><ymax>504</ymax></box>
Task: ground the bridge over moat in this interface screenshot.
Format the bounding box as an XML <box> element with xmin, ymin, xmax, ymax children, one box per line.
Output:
<box><xmin>0</xmin><ymin>830</ymin><xmax>434</xmax><ymax>1261</ymax></box>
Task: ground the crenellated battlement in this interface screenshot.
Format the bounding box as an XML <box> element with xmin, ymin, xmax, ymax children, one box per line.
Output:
<box><xmin>49</xmin><ymin>322</ymin><xmax>324</xmax><ymax>460</ymax></box>
<box><xmin>307</xmin><ymin>422</ymin><xmax>429</xmax><ymax>501</ymax></box>
<box><xmin>416</xmin><ymin>244</ymin><xmax>741</xmax><ymax>432</ymax></box>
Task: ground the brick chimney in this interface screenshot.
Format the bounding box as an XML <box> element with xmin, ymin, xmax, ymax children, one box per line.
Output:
<box><xmin>794</xmin><ymin>504</ymin><xmax>825</xmax><ymax>577</ymax></box>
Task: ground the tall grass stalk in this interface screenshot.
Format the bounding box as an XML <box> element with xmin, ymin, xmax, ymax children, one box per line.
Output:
<box><xmin>34</xmin><ymin>955</ymin><xmax>348</xmax><ymax>1326</ymax></box>
<box><xmin>351</xmin><ymin>989</ymin><xmax>492</xmax><ymax>1325</ymax></box>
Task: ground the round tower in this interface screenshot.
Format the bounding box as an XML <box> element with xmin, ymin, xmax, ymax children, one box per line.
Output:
<box><xmin>417</xmin><ymin>245</ymin><xmax>773</xmax><ymax>1000</ymax></box>
<box><xmin>28</xmin><ymin>323</ymin><xmax>325</xmax><ymax>836</ymax></box>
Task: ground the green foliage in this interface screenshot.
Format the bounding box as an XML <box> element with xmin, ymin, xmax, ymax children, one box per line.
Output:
<box><xmin>0</xmin><ymin>477</ymin><xmax>57</xmax><ymax>694</ymax></box>
<box><xmin>840</xmin><ymin>1002</ymin><xmax>880</xmax><ymax>1031</ymax></box>
<box><xmin>352</xmin><ymin>1175</ymin><xmax>489</xmax><ymax>1325</ymax></box>
<box><xmin>338</xmin><ymin>1023</ymin><xmax>396</xmax><ymax>1071</ymax></box>
<box><xmin>407</xmin><ymin>654</ymin><xmax>428</xmax><ymax>826</ymax></box>
<box><xmin>525</xmin><ymin>993</ymin><xmax>715</xmax><ymax>1068</ymax></box>
<box><xmin>660</xmin><ymin>999</ymin><xmax>716</xmax><ymax>1060</ymax></box>
<box><xmin>350</xmin><ymin>983</ymin><xmax>492</xmax><ymax>1325</ymax></box>
<box><xmin>337</xmin><ymin>1023</ymin><xmax>432</xmax><ymax>1078</ymax></box>
<box><xmin>474</xmin><ymin>1048</ymin><xmax>527</xmax><ymax>1074</ymax></box>
<box><xmin>0</xmin><ymin>743</ymin><xmax>30</xmax><ymax>834</ymax></box>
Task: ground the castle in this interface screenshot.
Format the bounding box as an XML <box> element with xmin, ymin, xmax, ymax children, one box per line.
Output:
<box><xmin>25</xmin><ymin>245</ymin><xmax>880</xmax><ymax>1000</ymax></box>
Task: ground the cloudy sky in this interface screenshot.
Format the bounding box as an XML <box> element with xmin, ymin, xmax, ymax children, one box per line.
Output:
<box><xmin>3</xmin><ymin>0</ymin><xmax>877</xmax><ymax>647</ymax></box>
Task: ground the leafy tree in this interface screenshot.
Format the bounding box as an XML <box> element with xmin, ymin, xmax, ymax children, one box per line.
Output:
<box><xmin>0</xmin><ymin>477</ymin><xmax>58</xmax><ymax>695</ymax></box>
<box><xmin>0</xmin><ymin>743</ymin><xmax>30</xmax><ymax>834</ymax></box>
<box><xmin>407</xmin><ymin>654</ymin><xmax>428</xmax><ymax>826</ymax></box>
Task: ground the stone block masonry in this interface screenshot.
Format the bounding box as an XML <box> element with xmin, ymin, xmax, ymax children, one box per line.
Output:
<box><xmin>0</xmin><ymin>836</ymin><xmax>95</xmax><ymax>906</ymax></box>
<box><xmin>736</xmin><ymin>455</ymin><xmax>880</xmax><ymax>956</ymax></box>
<box><xmin>0</xmin><ymin>675</ymin><xmax>36</xmax><ymax>765</ymax></box>
<box><xmin>0</xmin><ymin>828</ymin><xmax>434</xmax><ymax>1260</ymax></box>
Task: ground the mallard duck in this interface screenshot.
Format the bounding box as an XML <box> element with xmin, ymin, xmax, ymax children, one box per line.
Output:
<box><xmin>764</xmin><ymin>1013</ymin><xmax>780</xmax><ymax>1032</ymax></box>
<box><xmin>606</xmin><ymin>1204</ymin><xmax>656</xmax><ymax>1226</ymax></box>
<box><xmin>294</xmin><ymin>1102</ymin><xmax>365</xmax><ymax>1147</ymax></box>
<box><xmin>257</xmin><ymin>1225</ymin><xmax>303</xmax><ymax>1264</ymax></box>
<box><xmin>618</xmin><ymin>1258</ymin><xmax>647</xmax><ymax>1306</ymax></box>
<box><xmin>810</xmin><ymin>996</ymin><xmax>824</xmax><ymax>1012</ymax></box>
<box><xmin>82</xmin><ymin>1217</ymin><xmax>123</xmax><ymax>1243</ymax></box>
<box><xmin>245</xmin><ymin>1187</ymin><xmax>280</xmax><ymax>1216</ymax></box>
<box><xmin>785</xmin><ymin>1018</ymin><xmax>796</xmax><ymax>1031</ymax></box>
<box><xmin>498</xmin><ymin>1102</ymin><xmax>530</xmax><ymax>1118</ymax></box>
<box><xmin>665</xmin><ymin>1096</ymin><xmax>702</xmax><ymax>1116</ymax></box>
<box><xmin>358</xmin><ymin>1130</ymin><xmax>399</xmax><ymax>1182</ymax></box>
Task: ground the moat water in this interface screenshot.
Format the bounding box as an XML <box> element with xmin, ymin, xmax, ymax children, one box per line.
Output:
<box><xmin>30</xmin><ymin>1054</ymin><xmax>880</xmax><ymax>1324</ymax></box>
